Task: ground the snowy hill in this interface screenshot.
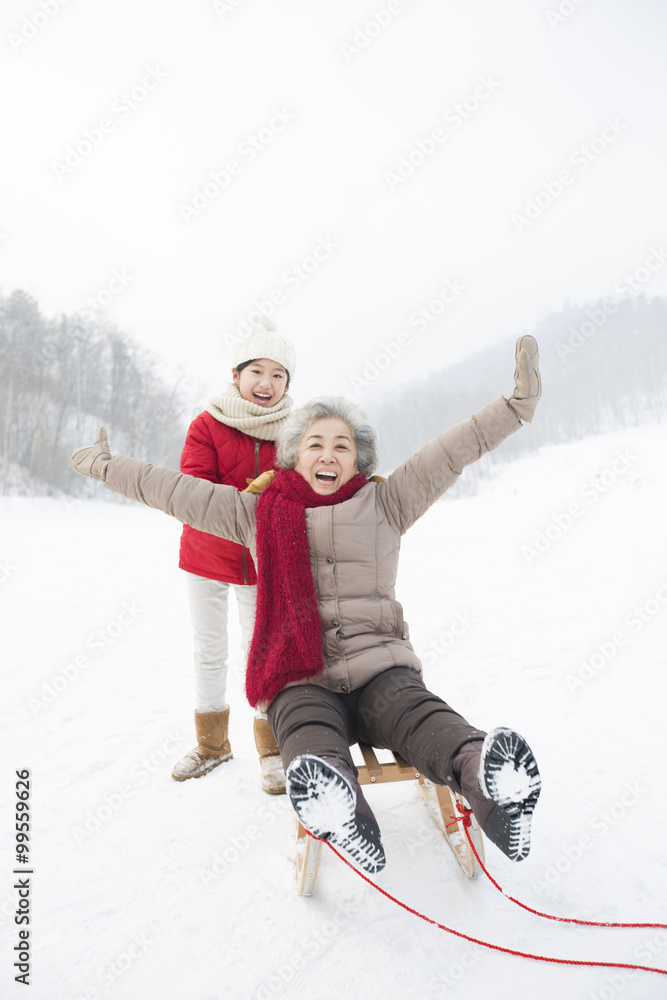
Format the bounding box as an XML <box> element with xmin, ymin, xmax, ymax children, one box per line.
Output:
<box><xmin>2</xmin><ymin>422</ymin><xmax>667</xmax><ymax>1000</ymax></box>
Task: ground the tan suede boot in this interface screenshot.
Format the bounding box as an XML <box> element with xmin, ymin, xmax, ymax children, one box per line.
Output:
<box><xmin>253</xmin><ymin>718</ymin><xmax>286</xmax><ymax>794</ymax></box>
<box><xmin>171</xmin><ymin>709</ymin><xmax>233</xmax><ymax>781</ymax></box>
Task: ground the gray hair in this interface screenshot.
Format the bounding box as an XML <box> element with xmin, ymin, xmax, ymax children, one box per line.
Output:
<box><xmin>276</xmin><ymin>396</ymin><xmax>379</xmax><ymax>477</ymax></box>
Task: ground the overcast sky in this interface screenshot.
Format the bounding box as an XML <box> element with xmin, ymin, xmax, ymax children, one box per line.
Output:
<box><xmin>2</xmin><ymin>0</ymin><xmax>666</xmax><ymax>407</ymax></box>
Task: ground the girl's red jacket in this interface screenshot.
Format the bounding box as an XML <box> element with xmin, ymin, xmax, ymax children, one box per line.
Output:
<box><xmin>177</xmin><ymin>411</ymin><xmax>277</xmax><ymax>583</ymax></box>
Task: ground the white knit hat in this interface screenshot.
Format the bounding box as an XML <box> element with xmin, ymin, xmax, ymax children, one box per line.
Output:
<box><xmin>231</xmin><ymin>318</ymin><xmax>296</xmax><ymax>380</ymax></box>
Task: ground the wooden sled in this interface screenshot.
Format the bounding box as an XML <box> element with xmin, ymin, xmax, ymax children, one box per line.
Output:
<box><xmin>295</xmin><ymin>744</ymin><xmax>485</xmax><ymax>895</ymax></box>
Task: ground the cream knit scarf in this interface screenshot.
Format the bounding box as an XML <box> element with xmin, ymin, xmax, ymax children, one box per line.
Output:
<box><xmin>205</xmin><ymin>383</ymin><xmax>293</xmax><ymax>441</ymax></box>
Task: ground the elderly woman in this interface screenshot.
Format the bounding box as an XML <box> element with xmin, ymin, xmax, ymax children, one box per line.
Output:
<box><xmin>70</xmin><ymin>337</ymin><xmax>542</xmax><ymax>875</ymax></box>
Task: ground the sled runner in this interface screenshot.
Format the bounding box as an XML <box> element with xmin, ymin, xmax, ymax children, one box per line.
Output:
<box><xmin>295</xmin><ymin>744</ymin><xmax>485</xmax><ymax>895</ymax></box>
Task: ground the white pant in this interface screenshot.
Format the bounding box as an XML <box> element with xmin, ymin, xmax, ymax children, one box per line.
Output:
<box><xmin>186</xmin><ymin>573</ymin><xmax>258</xmax><ymax>714</ymax></box>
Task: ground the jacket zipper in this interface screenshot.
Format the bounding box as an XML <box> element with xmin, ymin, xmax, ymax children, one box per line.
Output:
<box><xmin>242</xmin><ymin>441</ymin><xmax>261</xmax><ymax>585</ymax></box>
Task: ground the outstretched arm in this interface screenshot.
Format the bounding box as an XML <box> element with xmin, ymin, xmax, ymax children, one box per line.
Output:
<box><xmin>506</xmin><ymin>336</ymin><xmax>541</xmax><ymax>423</ymax></box>
<box><xmin>69</xmin><ymin>429</ymin><xmax>257</xmax><ymax>546</ymax></box>
<box><xmin>378</xmin><ymin>336</ymin><xmax>541</xmax><ymax>533</ymax></box>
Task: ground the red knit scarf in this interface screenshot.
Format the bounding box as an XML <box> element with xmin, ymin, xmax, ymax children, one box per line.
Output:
<box><xmin>245</xmin><ymin>468</ymin><xmax>369</xmax><ymax>707</ymax></box>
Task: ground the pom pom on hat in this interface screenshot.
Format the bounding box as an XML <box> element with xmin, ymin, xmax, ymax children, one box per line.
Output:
<box><xmin>231</xmin><ymin>317</ymin><xmax>296</xmax><ymax>380</ymax></box>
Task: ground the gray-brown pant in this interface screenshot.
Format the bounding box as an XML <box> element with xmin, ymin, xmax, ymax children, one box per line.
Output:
<box><xmin>267</xmin><ymin>666</ymin><xmax>486</xmax><ymax>796</ymax></box>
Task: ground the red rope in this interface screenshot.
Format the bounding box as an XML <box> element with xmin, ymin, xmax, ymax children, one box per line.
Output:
<box><xmin>452</xmin><ymin>801</ymin><xmax>667</xmax><ymax>931</ymax></box>
<box><xmin>307</xmin><ymin>829</ymin><xmax>667</xmax><ymax>977</ymax></box>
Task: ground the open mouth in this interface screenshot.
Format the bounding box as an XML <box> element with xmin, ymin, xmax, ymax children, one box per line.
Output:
<box><xmin>315</xmin><ymin>470</ymin><xmax>338</xmax><ymax>484</ymax></box>
<box><xmin>253</xmin><ymin>392</ymin><xmax>272</xmax><ymax>404</ymax></box>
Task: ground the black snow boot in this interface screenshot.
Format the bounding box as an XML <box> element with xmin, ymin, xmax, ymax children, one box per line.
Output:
<box><xmin>286</xmin><ymin>754</ymin><xmax>386</xmax><ymax>874</ymax></box>
<box><xmin>453</xmin><ymin>727</ymin><xmax>541</xmax><ymax>863</ymax></box>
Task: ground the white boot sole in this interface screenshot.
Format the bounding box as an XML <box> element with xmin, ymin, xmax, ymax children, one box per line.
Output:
<box><xmin>286</xmin><ymin>754</ymin><xmax>385</xmax><ymax>873</ymax></box>
<box><xmin>478</xmin><ymin>727</ymin><xmax>541</xmax><ymax>861</ymax></box>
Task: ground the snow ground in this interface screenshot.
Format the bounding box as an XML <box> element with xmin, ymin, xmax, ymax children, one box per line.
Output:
<box><xmin>2</xmin><ymin>422</ymin><xmax>667</xmax><ymax>1000</ymax></box>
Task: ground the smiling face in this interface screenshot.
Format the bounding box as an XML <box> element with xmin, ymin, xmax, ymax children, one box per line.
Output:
<box><xmin>233</xmin><ymin>358</ymin><xmax>289</xmax><ymax>407</ymax></box>
<box><xmin>294</xmin><ymin>417</ymin><xmax>358</xmax><ymax>494</ymax></box>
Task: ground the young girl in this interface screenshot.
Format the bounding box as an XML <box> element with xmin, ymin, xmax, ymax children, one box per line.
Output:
<box><xmin>70</xmin><ymin>337</ymin><xmax>542</xmax><ymax>873</ymax></box>
<box><xmin>172</xmin><ymin>319</ymin><xmax>295</xmax><ymax>792</ymax></box>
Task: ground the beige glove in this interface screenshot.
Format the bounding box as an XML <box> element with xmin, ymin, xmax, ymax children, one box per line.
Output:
<box><xmin>507</xmin><ymin>335</ymin><xmax>541</xmax><ymax>423</ymax></box>
<box><xmin>69</xmin><ymin>427</ymin><xmax>112</xmax><ymax>482</ymax></box>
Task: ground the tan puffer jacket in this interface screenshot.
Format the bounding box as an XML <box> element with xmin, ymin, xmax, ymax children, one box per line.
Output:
<box><xmin>105</xmin><ymin>396</ymin><xmax>521</xmax><ymax>705</ymax></box>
